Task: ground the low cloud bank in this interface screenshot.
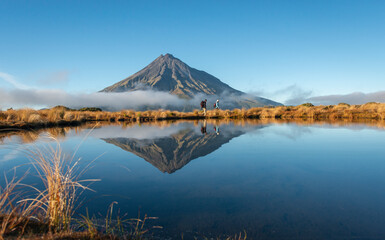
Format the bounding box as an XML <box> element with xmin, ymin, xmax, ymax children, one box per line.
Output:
<box><xmin>0</xmin><ymin>88</ymin><xmax>184</xmax><ymax>110</ymax></box>
<box><xmin>3</xmin><ymin>86</ymin><xmax>385</xmax><ymax>110</ymax></box>
<box><xmin>306</xmin><ymin>91</ymin><xmax>385</xmax><ymax>105</ymax></box>
<box><xmin>254</xmin><ymin>84</ymin><xmax>385</xmax><ymax>106</ymax></box>
<box><xmin>0</xmin><ymin>88</ymin><xmax>257</xmax><ymax>111</ymax></box>
<box><xmin>285</xmin><ymin>91</ymin><xmax>385</xmax><ymax>106</ymax></box>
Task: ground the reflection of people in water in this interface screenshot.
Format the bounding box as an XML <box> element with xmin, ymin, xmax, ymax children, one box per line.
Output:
<box><xmin>214</xmin><ymin>125</ymin><xmax>220</xmax><ymax>135</ymax></box>
<box><xmin>200</xmin><ymin>120</ymin><xmax>207</xmax><ymax>135</ymax></box>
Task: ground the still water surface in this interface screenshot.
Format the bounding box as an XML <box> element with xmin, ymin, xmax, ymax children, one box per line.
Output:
<box><xmin>1</xmin><ymin>120</ymin><xmax>385</xmax><ymax>239</ymax></box>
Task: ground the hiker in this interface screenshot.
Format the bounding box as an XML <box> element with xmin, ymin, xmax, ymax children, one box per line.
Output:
<box><xmin>200</xmin><ymin>99</ymin><xmax>207</xmax><ymax>116</ymax></box>
<box><xmin>214</xmin><ymin>99</ymin><xmax>220</xmax><ymax>109</ymax></box>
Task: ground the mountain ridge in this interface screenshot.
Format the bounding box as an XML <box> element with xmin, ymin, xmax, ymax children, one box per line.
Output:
<box><xmin>101</xmin><ymin>54</ymin><xmax>281</xmax><ymax>108</ymax></box>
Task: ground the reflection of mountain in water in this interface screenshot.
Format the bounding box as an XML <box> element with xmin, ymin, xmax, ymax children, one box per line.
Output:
<box><xmin>102</xmin><ymin>127</ymin><xmax>245</xmax><ymax>173</ymax></box>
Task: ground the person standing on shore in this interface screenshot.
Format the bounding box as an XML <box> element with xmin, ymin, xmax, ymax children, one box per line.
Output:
<box><xmin>200</xmin><ymin>99</ymin><xmax>207</xmax><ymax>116</ymax></box>
<box><xmin>215</xmin><ymin>99</ymin><xmax>220</xmax><ymax>109</ymax></box>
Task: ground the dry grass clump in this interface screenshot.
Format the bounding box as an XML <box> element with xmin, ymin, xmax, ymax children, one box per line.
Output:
<box><xmin>63</xmin><ymin>112</ymin><xmax>75</xmax><ymax>121</ymax></box>
<box><xmin>28</xmin><ymin>113</ymin><xmax>44</xmax><ymax>123</ymax></box>
<box><xmin>0</xmin><ymin>112</ymin><xmax>6</xmax><ymax>121</ymax></box>
<box><xmin>6</xmin><ymin>111</ymin><xmax>18</xmax><ymax>122</ymax></box>
<box><xmin>227</xmin><ymin>108</ymin><xmax>246</xmax><ymax>118</ymax></box>
<box><xmin>292</xmin><ymin>105</ymin><xmax>315</xmax><ymax>118</ymax></box>
<box><xmin>245</xmin><ymin>108</ymin><xmax>262</xmax><ymax>118</ymax></box>
<box><xmin>20</xmin><ymin>109</ymin><xmax>40</xmax><ymax>122</ymax></box>
<box><xmin>22</xmin><ymin>138</ymin><xmax>98</xmax><ymax>232</ymax></box>
<box><xmin>44</xmin><ymin>109</ymin><xmax>66</xmax><ymax>122</ymax></box>
<box><xmin>157</xmin><ymin>111</ymin><xmax>168</xmax><ymax>119</ymax></box>
<box><xmin>332</xmin><ymin>103</ymin><xmax>351</xmax><ymax>111</ymax></box>
<box><xmin>1</xmin><ymin>109</ymin><xmax>40</xmax><ymax>122</ymax></box>
<box><xmin>0</xmin><ymin>172</ymin><xmax>29</xmax><ymax>237</ymax></box>
<box><xmin>0</xmin><ymin>169</ymin><xmax>51</xmax><ymax>239</ymax></box>
<box><xmin>206</xmin><ymin>109</ymin><xmax>226</xmax><ymax>118</ymax></box>
<box><xmin>361</xmin><ymin>102</ymin><xmax>379</xmax><ymax>108</ymax></box>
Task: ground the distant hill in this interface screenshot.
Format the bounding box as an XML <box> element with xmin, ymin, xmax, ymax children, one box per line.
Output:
<box><xmin>101</xmin><ymin>54</ymin><xmax>281</xmax><ymax>109</ymax></box>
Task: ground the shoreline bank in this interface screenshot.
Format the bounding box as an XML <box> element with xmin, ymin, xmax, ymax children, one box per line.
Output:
<box><xmin>1</xmin><ymin>103</ymin><xmax>385</xmax><ymax>131</ymax></box>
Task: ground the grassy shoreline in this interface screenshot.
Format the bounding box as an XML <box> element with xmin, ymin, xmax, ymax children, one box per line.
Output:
<box><xmin>2</xmin><ymin>103</ymin><xmax>385</xmax><ymax>239</ymax></box>
<box><xmin>2</xmin><ymin>102</ymin><xmax>385</xmax><ymax>131</ymax></box>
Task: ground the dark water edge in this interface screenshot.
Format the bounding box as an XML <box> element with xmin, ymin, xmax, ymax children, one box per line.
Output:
<box><xmin>2</xmin><ymin>119</ymin><xmax>385</xmax><ymax>239</ymax></box>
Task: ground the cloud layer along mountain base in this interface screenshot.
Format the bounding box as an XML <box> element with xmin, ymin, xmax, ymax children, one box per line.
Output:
<box><xmin>0</xmin><ymin>88</ymin><xmax>258</xmax><ymax>110</ymax></box>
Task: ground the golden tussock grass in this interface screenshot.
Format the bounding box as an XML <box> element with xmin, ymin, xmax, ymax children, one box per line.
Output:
<box><xmin>2</xmin><ymin>103</ymin><xmax>385</xmax><ymax>131</ymax></box>
<box><xmin>20</xmin><ymin>138</ymin><xmax>99</xmax><ymax>232</ymax></box>
<box><xmin>0</xmin><ymin>171</ymin><xmax>31</xmax><ymax>238</ymax></box>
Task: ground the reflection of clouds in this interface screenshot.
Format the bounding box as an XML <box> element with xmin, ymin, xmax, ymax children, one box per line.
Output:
<box><xmin>285</xmin><ymin>121</ymin><xmax>385</xmax><ymax>133</ymax></box>
<box><xmin>87</xmin><ymin>123</ymin><xmax>194</xmax><ymax>140</ymax></box>
<box><xmin>271</xmin><ymin>124</ymin><xmax>313</xmax><ymax>140</ymax></box>
<box><xmin>249</xmin><ymin>122</ymin><xmax>383</xmax><ymax>141</ymax></box>
<box><xmin>74</xmin><ymin>121</ymin><xmax>385</xmax><ymax>142</ymax></box>
<box><xmin>309</xmin><ymin>122</ymin><xmax>384</xmax><ymax>132</ymax></box>
<box><xmin>1</xmin><ymin>149</ymin><xmax>20</xmax><ymax>162</ymax></box>
<box><xmin>3</xmin><ymin>120</ymin><xmax>382</xmax><ymax>147</ymax></box>
<box><xmin>85</xmin><ymin>121</ymin><xmax>265</xmax><ymax>141</ymax></box>
<box><xmin>248</xmin><ymin>123</ymin><xmax>313</xmax><ymax>141</ymax></box>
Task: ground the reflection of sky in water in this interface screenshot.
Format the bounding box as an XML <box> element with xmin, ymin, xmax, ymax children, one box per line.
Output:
<box><xmin>1</xmin><ymin>122</ymin><xmax>385</xmax><ymax>239</ymax></box>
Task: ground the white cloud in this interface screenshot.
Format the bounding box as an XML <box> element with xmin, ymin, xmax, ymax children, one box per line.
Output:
<box><xmin>249</xmin><ymin>85</ymin><xmax>385</xmax><ymax>106</ymax></box>
<box><xmin>0</xmin><ymin>88</ymin><xmax>186</xmax><ymax>110</ymax></box>
<box><xmin>1</xmin><ymin>149</ymin><xmax>20</xmax><ymax>162</ymax></box>
<box><xmin>0</xmin><ymin>86</ymin><xmax>272</xmax><ymax>110</ymax></box>
<box><xmin>306</xmin><ymin>91</ymin><xmax>385</xmax><ymax>105</ymax></box>
<box><xmin>248</xmin><ymin>84</ymin><xmax>313</xmax><ymax>105</ymax></box>
<box><xmin>0</xmin><ymin>72</ymin><xmax>29</xmax><ymax>89</ymax></box>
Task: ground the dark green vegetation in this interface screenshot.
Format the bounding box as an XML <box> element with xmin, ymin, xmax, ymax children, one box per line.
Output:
<box><xmin>78</xmin><ymin>107</ymin><xmax>103</xmax><ymax>112</ymax></box>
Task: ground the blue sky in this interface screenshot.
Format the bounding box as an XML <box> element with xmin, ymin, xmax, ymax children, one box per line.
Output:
<box><xmin>1</xmin><ymin>0</ymin><xmax>385</xmax><ymax>104</ymax></box>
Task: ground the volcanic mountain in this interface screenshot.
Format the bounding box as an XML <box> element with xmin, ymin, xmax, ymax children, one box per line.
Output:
<box><xmin>101</xmin><ymin>54</ymin><xmax>281</xmax><ymax>108</ymax></box>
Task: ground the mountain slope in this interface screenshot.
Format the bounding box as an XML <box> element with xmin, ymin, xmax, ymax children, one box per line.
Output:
<box><xmin>101</xmin><ymin>54</ymin><xmax>281</xmax><ymax>107</ymax></box>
